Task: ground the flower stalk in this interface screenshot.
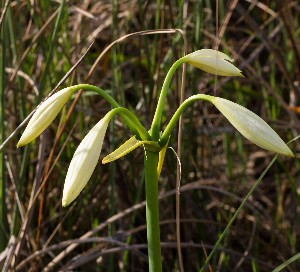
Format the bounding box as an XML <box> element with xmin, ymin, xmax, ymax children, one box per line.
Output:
<box><xmin>160</xmin><ymin>94</ymin><xmax>293</xmax><ymax>157</ymax></box>
<box><xmin>150</xmin><ymin>58</ymin><xmax>185</xmax><ymax>141</ymax></box>
<box><xmin>144</xmin><ymin>150</ymin><xmax>162</xmax><ymax>272</ymax></box>
<box><xmin>17</xmin><ymin>84</ymin><xmax>148</xmax><ymax>147</ymax></box>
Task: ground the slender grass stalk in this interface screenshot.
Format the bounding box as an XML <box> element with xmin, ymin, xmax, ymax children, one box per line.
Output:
<box><xmin>38</xmin><ymin>0</ymin><xmax>66</xmax><ymax>96</ymax></box>
<box><xmin>6</xmin><ymin>0</ymin><xmax>25</xmax><ymax>238</ymax></box>
<box><xmin>146</xmin><ymin>48</ymin><xmax>186</xmax><ymax>272</ymax></box>
<box><xmin>0</xmin><ymin>0</ymin><xmax>9</xmax><ymax>250</ymax></box>
<box><xmin>109</xmin><ymin>1</ymin><xmax>119</xmax><ymax>269</ymax></box>
<box><xmin>272</xmin><ymin>252</ymin><xmax>300</xmax><ymax>272</ymax></box>
<box><xmin>121</xmin><ymin>172</ymin><xmax>145</xmax><ymax>271</ymax></box>
<box><xmin>200</xmin><ymin>155</ymin><xmax>278</xmax><ymax>272</ymax></box>
<box><xmin>144</xmin><ymin>150</ymin><xmax>162</xmax><ymax>272</ymax></box>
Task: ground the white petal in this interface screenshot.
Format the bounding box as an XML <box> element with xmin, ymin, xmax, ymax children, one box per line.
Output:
<box><xmin>188</xmin><ymin>49</ymin><xmax>234</xmax><ymax>62</ymax></box>
<box><xmin>189</xmin><ymin>57</ymin><xmax>243</xmax><ymax>76</ymax></box>
<box><xmin>62</xmin><ymin>118</ymin><xmax>109</xmax><ymax>206</ymax></box>
<box><xmin>211</xmin><ymin>97</ymin><xmax>293</xmax><ymax>156</ymax></box>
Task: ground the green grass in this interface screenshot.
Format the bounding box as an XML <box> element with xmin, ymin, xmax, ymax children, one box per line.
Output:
<box><xmin>0</xmin><ymin>0</ymin><xmax>9</xmax><ymax>252</ymax></box>
<box><xmin>0</xmin><ymin>1</ymin><xmax>300</xmax><ymax>271</ymax></box>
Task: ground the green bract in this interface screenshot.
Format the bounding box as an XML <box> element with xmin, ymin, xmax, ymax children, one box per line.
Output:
<box><xmin>102</xmin><ymin>136</ymin><xmax>160</xmax><ymax>164</ymax></box>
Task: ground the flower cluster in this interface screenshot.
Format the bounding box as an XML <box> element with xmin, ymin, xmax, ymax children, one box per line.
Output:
<box><xmin>18</xmin><ymin>49</ymin><xmax>293</xmax><ymax>207</ymax></box>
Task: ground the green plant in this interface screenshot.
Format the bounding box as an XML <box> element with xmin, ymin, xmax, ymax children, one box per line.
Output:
<box><xmin>17</xmin><ymin>49</ymin><xmax>293</xmax><ymax>272</ymax></box>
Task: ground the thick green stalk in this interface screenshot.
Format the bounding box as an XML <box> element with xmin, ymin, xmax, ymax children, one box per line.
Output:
<box><xmin>144</xmin><ymin>150</ymin><xmax>162</xmax><ymax>272</ymax></box>
<box><xmin>7</xmin><ymin>2</ymin><xmax>24</xmax><ymax>237</ymax></box>
<box><xmin>150</xmin><ymin>58</ymin><xmax>185</xmax><ymax>141</ymax></box>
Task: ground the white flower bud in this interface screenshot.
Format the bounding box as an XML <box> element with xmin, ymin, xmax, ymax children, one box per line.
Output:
<box><xmin>17</xmin><ymin>87</ymin><xmax>75</xmax><ymax>147</ymax></box>
<box><xmin>62</xmin><ymin>117</ymin><xmax>109</xmax><ymax>207</ymax></box>
<box><xmin>184</xmin><ymin>49</ymin><xmax>243</xmax><ymax>77</ymax></box>
<box><xmin>211</xmin><ymin>97</ymin><xmax>293</xmax><ymax>156</ymax></box>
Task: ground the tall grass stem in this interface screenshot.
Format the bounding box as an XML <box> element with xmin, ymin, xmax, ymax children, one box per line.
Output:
<box><xmin>200</xmin><ymin>155</ymin><xmax>278</xmax><ymax>272</ymax></box>
<box><xmin>38</xmin><ymin>0</ymin><xmax>66</xmax><ymax>96</ymax></box>
<box><xmin>0</xmin><ymin>0</ymin><xmax>9</xmax><ymax>250</ymax></box>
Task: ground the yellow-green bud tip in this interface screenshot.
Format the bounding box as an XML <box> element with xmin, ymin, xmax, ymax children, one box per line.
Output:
<box><xmin>62</xmin><ymin>199</ymin><xmax>68</xmax><ymax>207</ymax></box>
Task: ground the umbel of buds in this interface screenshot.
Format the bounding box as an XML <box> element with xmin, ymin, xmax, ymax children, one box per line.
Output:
<box><xmin>17</xmin><ymin>49</ymin><xmax>293</xmax><ymax>209</ymax></box>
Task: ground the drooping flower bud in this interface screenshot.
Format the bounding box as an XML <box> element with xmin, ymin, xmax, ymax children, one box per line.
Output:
<box><xmin>184</xmin><ymin>49</ymin><xmax>243</xmax><ymax>77</ymax></box>
<box><xmin>17</xmin><ymin>87</ymin><xmax>75</xmax><ymax>147</ymax></box>
<box><xmin>211</xmin><ymin>97</ymin><xmax>293</xmax><ymax>156</ymax></box>
<box><xmin>62</xmin><ymin>116</ymin><xmax>109</xmax><ymax>207</ymax></box>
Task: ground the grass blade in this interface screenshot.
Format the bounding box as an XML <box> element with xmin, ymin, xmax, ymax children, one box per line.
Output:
<box><xmin>0</xmin><ymin>0</ymin><xmax>9</xmax><ymax>251</ymax></box>
<box><xmin>200</xmin><ymin>155</ymin><xmax>279</xmax><ymax>272</ymax></box>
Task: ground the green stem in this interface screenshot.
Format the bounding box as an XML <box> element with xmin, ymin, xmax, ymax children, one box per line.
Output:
<box><xmin>67</xmin><ymin>84</ymin><xmax>149</xmax><ymax>140</ymax></box>
<box><xmin>144</xmin><ymin>150</ymin><xmax>162</xmax><ymax>272</ymax></box>
<box><xmin>159</xmin><ymin>94</ymin><xmax>213</xmax><ymax>146</ymax></box>
<box><xmin>68</xmin><ymin>84</ymin><xmax>120</xmax><ymax>108</ymax></box>
<box><xmin>150</xmin><ymin>58</ymin><xmax>185</xmax><ymax>141</ymax></box>
<box><xmin>105</xmin><ymin>107</ymin><xmax>150</xmax><ymax>141</ymax></box>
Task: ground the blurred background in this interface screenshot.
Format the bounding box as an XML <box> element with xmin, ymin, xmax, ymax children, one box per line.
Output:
<box><xmin>0</xmin><ymin>0</ymin><xmax>300</xmax><ymax>271</ymax></box>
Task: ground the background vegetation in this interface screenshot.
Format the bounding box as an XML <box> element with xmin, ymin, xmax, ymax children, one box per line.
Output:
<box><xmin>1</xmin><ymin>0</ymin><xmax>300</xmax><ymax>271</ymax></box>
